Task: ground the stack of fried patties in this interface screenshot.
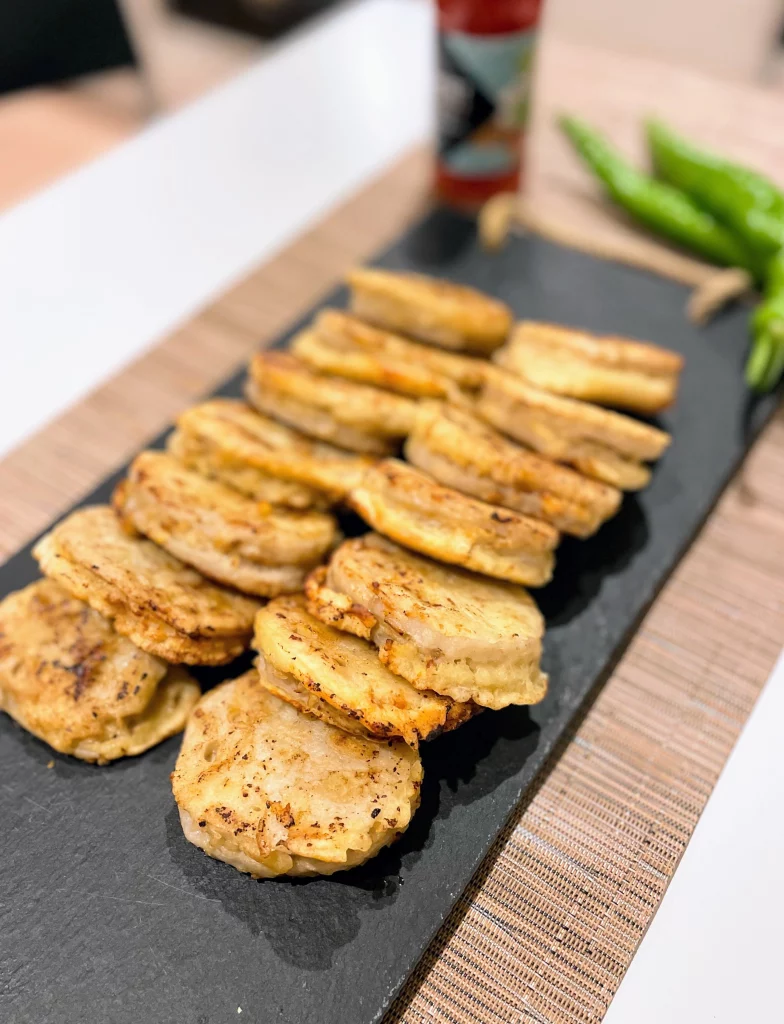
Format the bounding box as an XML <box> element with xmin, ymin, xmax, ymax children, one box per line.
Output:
<box><xmin>177</xmin><ymin>267</ymin><xmax>679</xmax><ymax>879</ymax></box>
<box><xmin>251</xmin><ymin>270</ymin><xmax>677</xmax><ymax>697</ymax></box>
<box><xmin>278</xmin><ymin>266</ymin><xmax>676</xmax><ymax>587</ymax></box>
<box><xmin>0</xmin><ymin>504</ymin><xmax>254</xmax><ymax>767</ymax></box>
<box><xmin>0</xmin><ymin>445</ymin><xmax>343</xmax><ymax>767</ymax></box>
<box><xmin>0</xmin><ymin>264</ymin><xmax>682</xmax><ymax>882</ymax></box>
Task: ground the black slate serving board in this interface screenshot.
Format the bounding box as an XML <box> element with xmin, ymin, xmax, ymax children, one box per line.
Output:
<box><xmin>0</xmin><ymin>210</ymin><xmax>775</xmax><ymax>1024</ymax></box>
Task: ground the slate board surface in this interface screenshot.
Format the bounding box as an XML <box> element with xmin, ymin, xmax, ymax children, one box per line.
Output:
<box><xmin>0</xmin><ymin>209</ymin><xmax>775</xmax><ymax>1024</ymax></box>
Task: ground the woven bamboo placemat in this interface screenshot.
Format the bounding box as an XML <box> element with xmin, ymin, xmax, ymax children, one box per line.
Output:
<box><xmin>3</xmin><ymin>40</ymin><xmax>784</xmax><ymax>1024</ymax></box>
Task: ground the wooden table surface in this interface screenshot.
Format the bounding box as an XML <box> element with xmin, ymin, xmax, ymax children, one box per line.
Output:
<box><xmin>2</xmin><ymin>37</ymin><xmax>784</xmax><ymax>1024</ymax></box>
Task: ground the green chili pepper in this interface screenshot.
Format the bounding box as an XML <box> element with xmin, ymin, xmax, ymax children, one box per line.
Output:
<box><xmin>747</xmin><ymin>323</ymin><xmax>784</xmax><ymax>393</ymax></box>
<box><xmin>746</xmin><ymin>248</ymin><xmax>784</xmax><ymax>392</ymax></box>
<box><xmin>647</xmin><ymin>119</ymin><xmax>784</xmax><ymax>261</ymax></box>
<box><xmin>765</xmin><ymin>246</ymin><xmax>784</xmax><ymax>293</ymax></box>
<box><xmin>559</xmin><ymin>116</ymin><xmax>755</xmax><ymax>272</ymax></box>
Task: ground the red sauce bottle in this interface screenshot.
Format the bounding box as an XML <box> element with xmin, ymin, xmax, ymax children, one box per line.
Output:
<box><xmin>435</xmin><ymin>0</ymin><xmax>544</xmax><ymax>209</ymax></box>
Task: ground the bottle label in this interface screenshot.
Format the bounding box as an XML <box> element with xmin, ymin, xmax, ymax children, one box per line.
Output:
<box><xmin>437</xmin><ymin>28</ymin><xmax>537</xmax><ymax>180</ymax></box>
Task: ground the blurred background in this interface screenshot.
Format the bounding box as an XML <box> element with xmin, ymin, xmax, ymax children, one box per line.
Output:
<box><xmin>1</xmin><ymin>0</ymin><xmax>783</xmax><ymax>214</ymax></box>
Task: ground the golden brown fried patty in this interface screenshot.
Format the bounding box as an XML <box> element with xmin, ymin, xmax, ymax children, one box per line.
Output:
<box><xmin>478</xmin><ymin>373</ymin><xmax>671</xmax><ymax>491</ymax></box>
<box><xmin>305</xmin><ymin>534</ymin><xmax>547</xmax><ymax>710</ymax></box>
<box><xmin>495</xmin><ymin>321</ymin><xmax>684</xmax><ymax>414</ymax></box>
<box><xmin>291</xmin><ymin>309</ymin><xmax>488</xmax><ymax>398</ymax></box>
<box><xmin>348</xmin><ymin>460</ymin><xmax>558</xmax><ymax>586</ymax></box>
<box><xmin>347</xmin><ymin>267</ymin><xmax>512</xmax><ymax>354</ymax></box>
<box><xmin>167</xmin><ymin>430</ymin><xmax>320</xmax><ymax>510</ymax></box>
<box><xmin>247</xmin><ymin>352</ymin><xmax>418</xmax><ymax>454</ymax></box>
<box><xmin>169</xmin><ymin>399</ymin><xmax>371</xmax><ymax>506</ymax></box>
<box><xmin>114</xmin><ymin>451</ymin><xmax>338</xmax><ymax>597</ymax></box>
<box><xmin>254</xmin><ymin>595</ymin><xmax>474</xmax><ymax>746</ymax></box>
<box><xmin>405</xmin><ymin>402</ymin><xmax>621</xmax><ymax>537</ymax></box>
<box><xmin>33</xmin><ymin>506</ymin><xmax>260</xmax><ymax>665</ymax></box>
<box><xmin>171</xmin><ymin>670</ymin><xmax>422</xmax><ymax>877</ymax></box>
<box><xmin>0</xmin><ymin>579</ymin><xmax>199</xmax><ymax>762</ymax></box>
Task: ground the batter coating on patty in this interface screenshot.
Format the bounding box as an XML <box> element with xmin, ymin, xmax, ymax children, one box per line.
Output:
<box><xmin>34</xmin><ymin>506</ymin><xmax>260</xmax><ymax>665</ymax></box>
<box><xmin>169</xmin><ymin>399</ymin><xmax>372</xmax><ymax>506</ymax></box>
<box><xmin>254</xmin><ymin>594</ymin><xmax>476</xmax><ymax>747</ymax></box>
<box><xmin>0</xmin><ymin>579</ymin><xmax>199</xmax><ymax>762</ymax></box>
<box><xmin>478</xmin><ymin>373</ymin><xmax>671</xmax><ymax>491</ymax></box>
<box><xmin>405</xmin><ymin>401</ymin><xmax>621</xmax><ymax>537</ymax></box>
<box><xmin>171</xmin><ymin>670</ymin><xmax>422</xmax><ymax>878</ymax></box>
<box><xmin>114</xmin><ymin>451</ymin><xmax>338</xmax><ymax>598</ymax></box>
<box><xmin>494</xmin><ymin>320</ymin><xmax>683</xmax><ymax>414</ymax></box>
<box><xmin>348</xmin><ymin>459</ymin><xmax>559</xmax><ymax>586</ymax></box>
<box><xmin>247</xmin><ymin>352</ymin><xmax>418</xmax><ymax>455</ymax></box>
<box><xmin>305</xmin><ymin>534</ymin><xmax>547</xmax><ymax>710</ymax></box>
<box><xmin>292</xmin><ymin>309</ymin><xmax>488</xmax><ymax>398</ymax></box>
<box><xmin>347</xmin><ymin>267</ymin><xmax>512</xmax><ymax>354</ymax></box>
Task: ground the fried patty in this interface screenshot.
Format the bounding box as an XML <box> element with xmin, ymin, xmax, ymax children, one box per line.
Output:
<box><xmin>114</xmin><ymin>451</ymin><xmax>338</xmax><ymax>597</ymax></box>
<box><xmin>254</xmin><ymin>594</ymin><xmax>475</xmax><ymax>746</ymax></box>
<box><xmin>0</xmin><ymin>579</ymin><xmax>199</xmax><ymax>762</ymax></box>
<box><xmin>33</xmin><ymin>506</ymin><xmax>260</xmax><ymax>665</ymax></box>
<box><xmin>347</xmin><ymin>267</ymin><xmax>512</xmax><ymax>354</ymax></box>
<box><xmin>495</xmin><ymin>321</ymin><xmax>684</xmax><ymax>414</ymax></box>
<box><xmin>348</xmin><ymin>460</ymin><xmax>558</xmax><ymax>586</ymax></box>
<box><xmin>478</xmin><ymin>373</ymin><xmax>671</xmax><ymax>490</ymax></box>
<box><xmin>305</xmin><ymin>534</ymin><xmax>547</xmax><ymax>709</ymax></box>
<box><xmin>291</xmin><ymin>309</ymin><xmax>488</xmax><ymax>398</ymax></box>
<box><xmin>171</xmin><ymin>670</ymin><xmax>422</xmax><ymax>877</ymax></box>
<box><xmin>405</xmin><ymin>402</ymin><xmax>621</xmax><ymax>537</ymax></box>
<box><xmin>169</xmin><ymin>399</ymin><xmax>371</xmax><ymax>506</ymax></box>
<box><xmin>247</xmin><ymin>352</ymin><xmax>418</xmax><ymax>455</ymax></box>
